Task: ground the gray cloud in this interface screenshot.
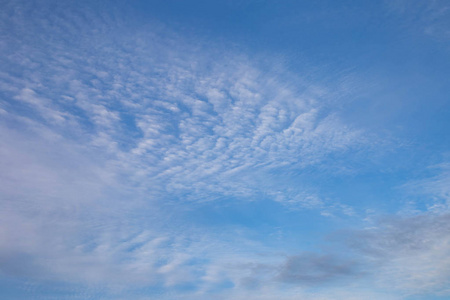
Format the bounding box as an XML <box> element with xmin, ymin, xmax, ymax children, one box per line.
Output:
<box><xmin>0</xmin><ymin>251</ymin><xmax>40</xmax><ymax>278</ymax></box>
<box><xmin>277</xmin><ymin>253</ymin><xmax>359</xmax><ymax>285</ymax></box>
<box><xmin>340</xmin><ymin>212</ymin><xmax>450</xmax><ymax>295</ymax></box>
<box><xmin>347</xmin><ymin>212</ymin><xmax>450</xmax><ymax>256</ymax></box>
<box><xmin>253</xmin><ymin>212</ymin><xmax>450</xmax><ymax>296</ymax></box>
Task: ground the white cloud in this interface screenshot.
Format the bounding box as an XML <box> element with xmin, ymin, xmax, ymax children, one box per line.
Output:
<box><xmin>0</xmin><ymin>0</ymin><xmax>381</xmax><ymax>298</ymax></box>
<box><xmin>401</xmin><ymin>162</ymin><xmax>450</xmax><ymax>213</ymax></box>
<box><xmin>1</xmin><ymin>3</ymin><xmax>367</xmax><ymax>207</ymax></box>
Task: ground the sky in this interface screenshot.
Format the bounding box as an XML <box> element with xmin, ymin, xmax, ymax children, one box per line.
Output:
<box><xmin>1</xmin><ymin>0</ymin><xmax>450</xmax><ymax>299</ymax></box>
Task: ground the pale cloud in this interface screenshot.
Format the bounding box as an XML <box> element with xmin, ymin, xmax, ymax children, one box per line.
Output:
<box><xmin>0</xmin><ymin>1</ymin><xmax>407</xmax><ymax>299</ymax></box>
<box><xmin>401</xmin><ymin>162</ymin><xmax>450</xmax><ymax>213</ymax></box>
<box><xmin>386</xmin><ymin>0</ymin><xmax>450</xmax><ymax>39</ymax></box>
<box><xmin>1</xmin><ymin>0</ymin><xmax>368</xmax><ymax>209</ymax></box>
<box><xmin>336</xmin><ymin>212</ymin><xmax>450</xmax><ymax>296</ymax></box>
<box><xmin>225</xmin><ymin>212</ymin><xmax>450</xmax><ymax>299</ymax></box>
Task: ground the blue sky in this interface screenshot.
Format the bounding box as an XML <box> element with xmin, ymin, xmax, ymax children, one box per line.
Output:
<box><xmin>1</xmin><ymin>0</ymin><xmax>450</xmax><ymax>299</ymax></box>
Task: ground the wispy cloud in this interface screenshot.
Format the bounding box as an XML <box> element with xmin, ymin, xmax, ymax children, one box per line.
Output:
<box><xmin>346</xmin><ymin>212</ymin><xmax>450</xmax><ymax>296</ymax></box>
<box><xmin>3</xmin><ymin>1</ymin><xmax>447</xmax><ymax>299</ymax></box>
<box><xmin>0</xmin><ymin>1</ymin><xmax>371</xmax><ymax>297</ymax></box>
<box><xmin>236</xmin><ymin>212</ymin><xmax>450</xmax><ymax>298</ymax></box>
<box><xmin>1</xmin><ymin>0</ymin><xmax>368</xmax><ymax>209</ymax></box>
<box><xmin>386</xmin><ymin>0</ymin><xmax>450</xmax><ymax>39</ymax></box>
<box><xmin>400</xmin><ymin>162</ymin><xmax>450</xmax><ymax>213</ymax></box>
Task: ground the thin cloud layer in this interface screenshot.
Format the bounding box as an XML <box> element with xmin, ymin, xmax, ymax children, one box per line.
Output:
<box><xmin>346</xmin><ymin>212</ymin><xmax>450</xmax><ymax>295</ymax></box>
<box><xmin>278</xmin><ymin>253</ymin><xmax>359</xmax><ymax>285</ymax></box>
